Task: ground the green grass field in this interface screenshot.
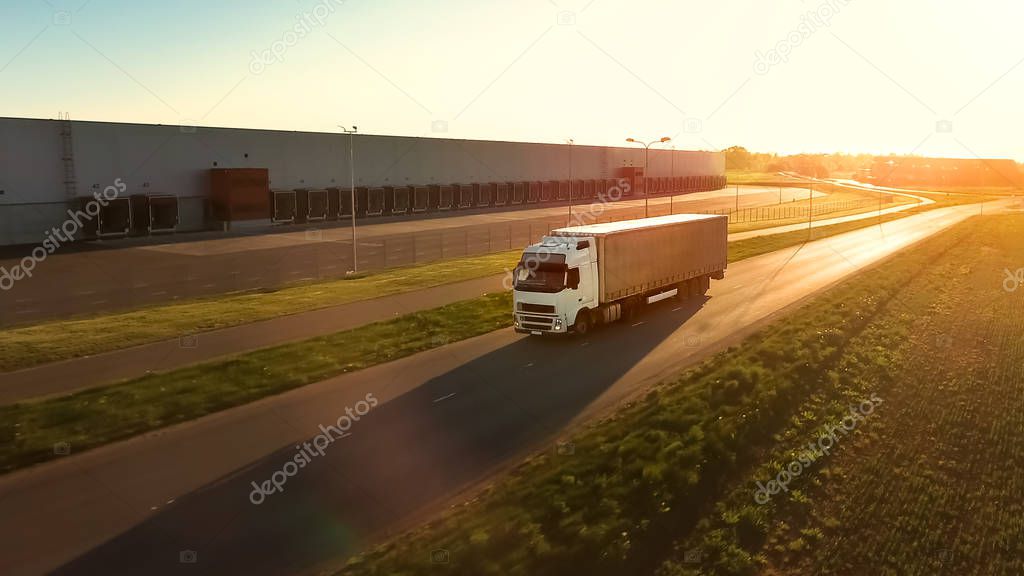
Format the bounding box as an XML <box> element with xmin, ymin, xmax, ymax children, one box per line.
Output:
<box><xmin>332</xmin><ymin>213</ymin><xmax>1024</xmax><ymax>576</ymax></box>
<box><xmin>660</xmin><ymin>213</ymin><xmax>1024</xmax><ymax>575</ymax></box>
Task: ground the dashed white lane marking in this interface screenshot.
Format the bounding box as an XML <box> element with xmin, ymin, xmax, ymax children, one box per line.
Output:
<box><xmin>631</xmin><ymin>322</ymin><xmax>644</xmax><ymax>327</ymax></box>
<box><xmin>433</xmin><ymin>392</ymin><xmax>457</xmax><ymax>404</ymax></box>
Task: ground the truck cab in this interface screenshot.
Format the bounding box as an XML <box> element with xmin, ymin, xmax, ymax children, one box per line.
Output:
<box><xmin>512</xmin><ymin>235</ymin><xmax>598</xmax><ymax>335</ymax></box>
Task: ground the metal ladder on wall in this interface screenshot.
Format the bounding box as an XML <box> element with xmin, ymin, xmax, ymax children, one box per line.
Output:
<box><xmin>59</xmin><ymin>112</ymin><xmax>77</xmax><ymax>199</ymax></box>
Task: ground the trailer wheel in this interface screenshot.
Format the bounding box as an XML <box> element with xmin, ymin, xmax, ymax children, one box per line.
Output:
<box><xmin>674</xmin><ymin>281</ymin><xmax>688</xmax><ymax>300</ymax></box>
<box><xmin>698</xmin><ymin>275</ymin><xmax>710</xmax><ymax>297</ymax></box>
<box><xmin>573</xmin><ymin>310</ymin><xmax>591</xmax><ymax>336</ymax></box>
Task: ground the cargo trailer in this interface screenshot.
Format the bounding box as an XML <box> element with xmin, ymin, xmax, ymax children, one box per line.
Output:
<box><xmin>512</xmin><ymin>213</ymin><xmax>728</xmax><ymax>336</ymax></box>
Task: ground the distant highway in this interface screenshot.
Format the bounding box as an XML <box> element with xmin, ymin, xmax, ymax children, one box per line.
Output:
<box><xmin>0</xmin><ymin>198</ymin><xmax>1004</xmax><ymax>576</ymax></box>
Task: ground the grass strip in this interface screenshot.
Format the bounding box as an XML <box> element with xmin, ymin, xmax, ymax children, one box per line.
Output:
<box><xmin>334</xmin><ymin>214</ymin><xmax>1011</xmax><ymax>576</ymax></box>
<box><xmin>0</xmin><ymin>292</ymin><xmax>512</xmax><ymax>474</ymax></box>
<box><xmin>0</xmin><ymin>249</ymin><xmax>521</xmax><ymax>373</ymax></box>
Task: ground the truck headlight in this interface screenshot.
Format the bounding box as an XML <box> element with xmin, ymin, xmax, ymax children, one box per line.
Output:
<box><xmin>554</xmin><ymin>318</ymin><xmax>563</xmax><ymax>331</ymax></box>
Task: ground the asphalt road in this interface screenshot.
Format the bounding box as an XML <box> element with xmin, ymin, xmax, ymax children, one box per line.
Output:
<box><xmin>0</xmin><ymin>199</ymin><xmax>1002</xmax><ymax>576</ymax></box>
<box><xmin>0</xmin><ymin>186</ymin><xmax>818</xmax><ymax>326</ymax></box>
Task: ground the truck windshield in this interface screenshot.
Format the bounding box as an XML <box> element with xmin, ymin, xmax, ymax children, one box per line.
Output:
<box><xmin>514</xmin><ymin>262</ymin><xmax>567</xmax><ymax>293</ymax></box>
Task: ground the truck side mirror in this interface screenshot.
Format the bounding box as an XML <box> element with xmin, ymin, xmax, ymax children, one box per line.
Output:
<box><xmin>576</xmin><ymin>240</ymin><xmax>590</xmax><ymax>250</ymax></box>
<box><xmin>513</xmin><ymin>265</ymin><xmax>526</xmax><ymax>288</ymax></box>
<box><xmin>567</xmin><ymin>268</ymin><xmax>580</xmax><ymax>290</ymax></box>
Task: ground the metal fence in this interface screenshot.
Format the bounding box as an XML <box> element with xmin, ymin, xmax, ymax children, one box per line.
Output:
<box><xmin>349</xmin><ymin>196</ymin><xmax>900</xmax><ymax>271</ymax></box>
<box><xmin>698</xmin><ymin>197</ymin><xmax>896</xmax><ymax>224</ymax></box>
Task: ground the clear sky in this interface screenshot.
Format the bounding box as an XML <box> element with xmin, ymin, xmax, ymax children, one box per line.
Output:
<box><xmin>2</xmin><ymin>0</ymin><xmax>1022</xmax><ymax>160</ymax></box>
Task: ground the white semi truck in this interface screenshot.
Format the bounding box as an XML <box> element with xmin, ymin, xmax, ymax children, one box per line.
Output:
<box><xmin>512</xmin><ymin>214</ymin><xmax>728</xmax><ymax>336</ymax></box>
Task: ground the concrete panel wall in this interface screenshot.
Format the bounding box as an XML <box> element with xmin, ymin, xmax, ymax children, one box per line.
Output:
<box><xmin>0</xmin><ymin>117</ymin><xmax>724</xmax><ymax>245</ymax></box>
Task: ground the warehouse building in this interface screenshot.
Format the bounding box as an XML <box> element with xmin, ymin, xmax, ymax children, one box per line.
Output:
<box><xmin>0</xmin><ymin>117</ymin><xmax>725</xmax><ymax>246</ymax></box>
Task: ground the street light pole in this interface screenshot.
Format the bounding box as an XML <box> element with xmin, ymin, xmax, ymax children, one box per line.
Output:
<box><xmin>626</xmin><ymin>136</ymin><xmax>671</xmax><ymax>218</ymax></box>
<box><xmin>340</xmin><ymin>126</ymin><xmax>358</xmax><ymax>272</ymax></box>
<box><xmin>566</xmin><ymin>138</ymin><xmax>574</xmax><ymax>226</ymax></box>
<box><xmin>808</xmin><ymin>185</ymin><xmax>814</xmax><ymax>233</ymax></box>
<box><xmin>670</xmin><ymin>145</ymin><xmax>675</xmax><ymax>215</ymax></box>
<box><xmin>644</xmin><ymin>145</ymin><xmax>650</xmax><ymax>216</ymax></box>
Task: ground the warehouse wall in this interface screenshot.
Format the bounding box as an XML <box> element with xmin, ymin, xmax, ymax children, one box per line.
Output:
<box><xmin>0</xmin><ymin>117</ymin><xmax>724</xmax><ymax>246</ymax></box>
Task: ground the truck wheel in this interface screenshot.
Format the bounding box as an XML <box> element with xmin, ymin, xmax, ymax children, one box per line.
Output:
<box><xmin>573</xmin><ymin>310</ymin><xmax>591</xmax><ymax>336</ymax></box>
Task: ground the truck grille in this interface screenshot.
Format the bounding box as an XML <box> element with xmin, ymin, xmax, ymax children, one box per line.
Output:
<box><xmin>518</xmin><ymin>303</ymin><xmax>555</xmax><ymax>314</ymax></box>
<box><xmin>520</xmin><ymin>315</ymin><xmax>552</xmax><ymax>324</ymax></box>
<box><xmin>516</xmin><ymin>311</ymin><xmax>556</xmax><ymax>332</ymax></box>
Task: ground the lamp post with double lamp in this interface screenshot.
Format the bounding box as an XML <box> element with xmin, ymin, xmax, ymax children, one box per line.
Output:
<box><xmin>626</xmin><ymin>136</ymin><xmax>671</xmax><ymax>218</ymax></box>
<box><xmin>566</xmin><ymin>138</ymin><xmax>574</xmax><ymax>226</ymax></box>
<box><xmin>339</xmin><ymin>125</ymin><xmax>358</xmax><ymax>273</ymax></box>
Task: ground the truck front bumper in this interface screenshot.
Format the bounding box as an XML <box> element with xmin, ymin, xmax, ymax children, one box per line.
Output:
<box><xmin>513</xmin><ymin>313</ymin><xmax>567</xmax><ymax>335</ymax></box>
